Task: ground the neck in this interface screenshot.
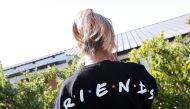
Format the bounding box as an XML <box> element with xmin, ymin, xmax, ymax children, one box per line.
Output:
<box><xmin>84</xmin><ymin>51</ymin><xmax>111</xmax><ymax>66</ymax></box>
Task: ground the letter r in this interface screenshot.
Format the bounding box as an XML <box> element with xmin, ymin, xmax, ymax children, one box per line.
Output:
<box><xmin>63</xmin><ymin>98</ymin><xmax>75</xmax><ymax>109</ymax></box>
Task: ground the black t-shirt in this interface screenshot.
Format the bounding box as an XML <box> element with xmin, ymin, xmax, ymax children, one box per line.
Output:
<box><xmin>53</xmin><ymin>60</ymin><xmax>158</xmax><ymax>109</ymax></box>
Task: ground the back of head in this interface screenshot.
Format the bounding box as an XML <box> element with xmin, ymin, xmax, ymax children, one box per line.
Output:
<box><xmin>72</xmin><ymin>9</ymin><xmax>116</xmax><ymax>56</ymax></box>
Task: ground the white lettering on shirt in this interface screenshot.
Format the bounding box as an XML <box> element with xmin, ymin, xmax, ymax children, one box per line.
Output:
<box><xmin>137</xmin><ymin>81</ymin><xmax>147</xmax><ymax>94</ymax></box>
<box><xmin>119</xmin><ymin>79</ymin><xmax>130</xmax><ymax>93</ymax></box>
<box><xmin>96</xmin><ymin>83</ymin><xmax>108</xmax><ymax>97</ymax></box>
<box><xmin>63</xmin><ymin>98</ymin><xmax>75</xmax><ymax>109</ymax></box>
<box><xmin>62</xmin><ymin>79</ymin><xmax>156</xmax><ymax>108</ymax></box>
<box><xmin>148</xmin><ymin>89</ymin><xmax>154</xmax><ymax>99</ymax></box>
<box><xmin>80</xmin><ymin>89</ymin><xmax>84</xmax><ymax>102</ymax></box>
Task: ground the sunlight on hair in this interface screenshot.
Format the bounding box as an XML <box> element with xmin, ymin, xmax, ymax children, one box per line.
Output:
<box><xmin>72</xmin><ymin>9</ymin><xmax>116</xmax><ymax>55</ymax></box>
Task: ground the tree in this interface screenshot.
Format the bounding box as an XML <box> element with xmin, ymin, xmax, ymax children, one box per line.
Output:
<box><xmin>0</xmin><ymin>64</ymin><xmax>15</xmax><ymax>108</ymax></box>
<box><xmin>13</xmin><ymin>66</ymin><xmax>58</xmax><ymax>109</ymax></box>
<box><xmin>0</xmin><ymin>56</ymin><xmax>80</xmax><ymax>109</ymax></box>
<box><xmin>128</xmin><ymin>33</ymin><xmax>190</xmax><ymax>109</ymax></box>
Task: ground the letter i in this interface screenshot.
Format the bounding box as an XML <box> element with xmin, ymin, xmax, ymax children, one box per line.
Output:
<box><xmin>80</xmin><ymin>89</ymin><xmax>84</xmax><ymax>102</ymax></box>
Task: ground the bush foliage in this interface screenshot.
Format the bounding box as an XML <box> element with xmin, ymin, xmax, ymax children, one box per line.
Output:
<box><xmin>128</xmin><ymin>33</ymin><xmax>190</xmax><ymax>109</ymax></box>
<box><xmin>186</xmin><ymin>19</ymin><xmax>190</xmax><ymax>25</ymax></box>
<box><xmin>0</xmin><ymin>56</ymin><xmax>79</xmax><ymax>109</ymax></box>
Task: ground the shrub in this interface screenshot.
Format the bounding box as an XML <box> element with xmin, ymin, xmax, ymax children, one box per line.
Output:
<box><xmin>0</xmin><ymin>56</ymin><xmax>79</xmax><ymax>109</ymax></box>
<box><xmin>128</xmin><ymin>33</ymin><xmax>190</xmax><ymax>109</ymax></box>
<box><xmin>0</xmin><ymin>64</ymin><xmax>15</xmax><ymax>108</ymax></box>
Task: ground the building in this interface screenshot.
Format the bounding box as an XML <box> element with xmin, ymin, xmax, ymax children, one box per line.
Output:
<box><xmin>3</xmin><ymin>13</ymin><xmax>190</xmax><ymax>84</ymax></box>
<box><xmin>4</xmin><ymin>51</ymin><xmax>72</xmax><ymax>85</ymax></box>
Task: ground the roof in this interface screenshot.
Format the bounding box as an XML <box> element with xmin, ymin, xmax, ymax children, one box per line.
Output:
<box><xmin>4</xmin><ymin>51</ymin><xmax>71</xmax><ymax>78</ymax></box>
<box><xmin>3</xmin><ymin>13</ymin><xmax>190</xmax><ymax>77</ymax></box>
<box><xmin>60</xmin><ymin>13</ymin><xmax>190</xmax><ymax>55</ymax></box>
<box><xmin>68</xmin><ymin>13</ymin><xmax>190</xmax><ymax>53</ymax></box>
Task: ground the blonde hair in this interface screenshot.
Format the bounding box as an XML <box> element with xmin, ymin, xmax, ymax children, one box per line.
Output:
<box><xmin>72</xmin><ymin>9</ymin><xmax>116</xmax><ymax>55</ymax></box>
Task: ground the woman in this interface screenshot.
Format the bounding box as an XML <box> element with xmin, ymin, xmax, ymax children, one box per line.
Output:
<box><xmin>54</xmin><ymin>9</ymin><xmax>157</xmax><ymax>109</ymax></box>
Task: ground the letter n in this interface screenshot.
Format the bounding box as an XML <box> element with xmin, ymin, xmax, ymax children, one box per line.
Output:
<box><xmin>119</xmin><ymin>79</ymin><xmax>130</xmax><ymax>93</ymax></box>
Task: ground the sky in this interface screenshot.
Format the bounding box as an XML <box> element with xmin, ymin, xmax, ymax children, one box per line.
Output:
<box><xmin>0</xmin><ymin>0</ymin><xmax>190</xmax><ymax>68</ymax></box>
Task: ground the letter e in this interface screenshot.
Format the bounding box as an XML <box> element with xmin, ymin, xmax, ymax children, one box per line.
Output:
<box><xmin>96</xmin><ymin>83</ymin><xmax>108</xmax><ymax>97</ymax></box>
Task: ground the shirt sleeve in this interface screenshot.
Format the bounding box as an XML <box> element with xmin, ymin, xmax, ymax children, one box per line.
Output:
<box><xmin>53</xmin><ymin>78</ymin><xmax>75</xmax><ymax>109</ymax></box>
<box><xmin>53</xmin><ymin>82</ymin><xmax>68</xmax><ymax>109</ymax></box>
<box><xmin>53</xmin><ymin>73</ymin><xmax>77</xmax><ymax>109</ymax></box>
<box><xmin>142</xmin><ymin>65</ymin><xmax>158</xmax><ymax>96</ymax></box>
<box><xmin>140</xmin><ymin>65</ymin><xmax>158</xmax><ymax>108</ymax></box>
